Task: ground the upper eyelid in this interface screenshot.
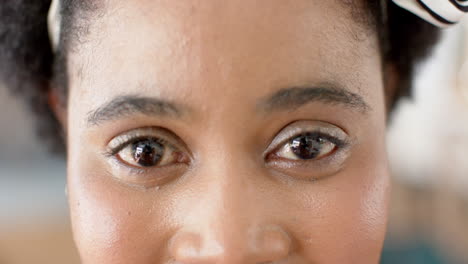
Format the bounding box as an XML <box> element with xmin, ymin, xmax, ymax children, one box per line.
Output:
<box><xmin>108</xmin><ymin>137</ymin><xmax>173</xmax><ymax>157</ymax></box>
<box><xmin>307</xmin><ymin>132</ymin><xmax>349</xmax><ymax>148</ymax></box>
<box><xmin>274</xmin><ymin>132</ymin><xmax>348</xmax><ymax>157</ymax></box>
<box><xmin>106</xmin><ymin>127</ymin><xmax>186</xmax><ymax>155</ymax></box>
<box><xmin>264</xmin><ymin>122</ymin><xmax>349</xmax><ymax>156</ymax></box>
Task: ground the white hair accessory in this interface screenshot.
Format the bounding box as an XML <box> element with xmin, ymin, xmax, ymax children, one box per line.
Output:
<box><xmin>393</xmin><ymin>0</ymin><xmax>468</xmax><ymax>28</ymax></box>
<box><xmin>47</xmin><ymin>0</ymin><xmax>61</xmax><ymax>51</ymax></box>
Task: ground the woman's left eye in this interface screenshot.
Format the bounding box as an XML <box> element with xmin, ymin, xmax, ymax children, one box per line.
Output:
<box><xmin>274</xmin><ymin>133</ymin><xmax>338</xmax><ymax>161</ymax></box>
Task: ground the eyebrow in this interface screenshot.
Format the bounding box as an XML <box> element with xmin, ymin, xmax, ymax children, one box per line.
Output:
<box><xmin>87</xmin><ymin>85</ymin><xmax>369</xmax><ymax>126</ymax></box>
<box><xmin>87</xmin><ymin>95</ymin><xmax>185</xmax><ymax>126</ymax></box>
<box><xmin>258</xmin><ymin>85</ymin><xmax>370</xmax><ymax>114</ymax></box>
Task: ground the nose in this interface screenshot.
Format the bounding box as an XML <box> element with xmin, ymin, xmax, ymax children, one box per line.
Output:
<box><xmin>169</xmin><ymin>225</ymin><xmax>291</xmax><ymax>264</ymax></box>
<box><xmin>168</xmin><ymin>162</ymin><xmax>292</xmax><ymax>263</ymax></box>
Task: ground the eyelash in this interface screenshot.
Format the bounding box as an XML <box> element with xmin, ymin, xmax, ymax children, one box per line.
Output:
<box><xmin>104</xmin><ymin>136</ymin><xmax>171</xmax><ymax>158</ymax></box>
<box><xmin>103</xmin><ymin>124</ymin><xmax>351</xmax><ymax>181</ymax></box>
<box><xmin>307</xmin><ymin>132</ymin><xmax>348</xmax><ymax>149</ymax></box>
<box><xmin>268</xmin><ymin>131</ymin><xmax>349</xmax><ymax>159</ymax></box>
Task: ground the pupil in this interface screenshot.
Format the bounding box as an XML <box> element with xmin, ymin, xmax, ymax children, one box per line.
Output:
<box><xmin>290</xmin><ymin>133</ymin><xmax>325</xmax><ymax>160</ymax></box>
<box><xmin>132</xmin><ymin>139</ymin><xmax>164</xmax><ymax>167</ymax></box>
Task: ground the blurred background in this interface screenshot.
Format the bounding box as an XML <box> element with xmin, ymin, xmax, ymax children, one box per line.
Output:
<box><xmin>1</xmin><ymin>22</ymin><xmax>468</xmax><ymax>264</ymax></box>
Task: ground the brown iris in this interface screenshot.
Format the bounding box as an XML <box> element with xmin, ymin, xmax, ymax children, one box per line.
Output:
<box><xmin>132</xmin><ymin>139</ymin><xmax>164</xmax><ymax>167</ymax></box>
<box><xmin>290</xmin><ymin>133</ymin><xmax>329</xmax><ymax>160</ymax></box>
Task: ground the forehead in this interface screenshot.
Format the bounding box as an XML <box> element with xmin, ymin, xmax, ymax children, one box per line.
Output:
<box><xmin>68</xmin><ymin>0</ymin><xmax>380</xmax><ymax>116</ymax></box>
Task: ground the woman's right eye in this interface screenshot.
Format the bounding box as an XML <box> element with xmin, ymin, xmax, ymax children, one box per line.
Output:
<box><xmin>107</xmin><ymin>128</ymin><xmax>190</xmax><ymax>171</ymax></box>
<box><xmin>116</xmin><ymin>138</ymin><xmax>181</xmax><ymax>168</ymax></box>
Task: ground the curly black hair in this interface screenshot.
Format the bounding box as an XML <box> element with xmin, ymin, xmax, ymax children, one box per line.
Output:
<box><xmin>0</xmin><ymin>0</ymin><xmax>441</xmax><ymax>154</ymax></box>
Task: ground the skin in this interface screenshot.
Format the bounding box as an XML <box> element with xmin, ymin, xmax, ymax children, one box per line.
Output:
<box><xmin>58</xmin><ymin>0</ymin><xmax>391</xmax><ymax>263</ymax></box>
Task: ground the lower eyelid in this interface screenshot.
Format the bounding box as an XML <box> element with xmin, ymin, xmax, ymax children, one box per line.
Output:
<box><xmin>265</xmin><ymin>146</ymin><xmax>350</xmax><ymax>179</ymax></box>
<box><xmin>108</xmin><ymin>154</ymin><xmax>189</xmax><ymax>179</ymax></box>
<box><xmin>108</xmin><ymin>155</ymin><xmax>148</xmax><ymax>175</ymax></box>
<box><xmin>108</xmin><ymin>162</ymin><xmax>189</xmax><ymax>189</ymax></box>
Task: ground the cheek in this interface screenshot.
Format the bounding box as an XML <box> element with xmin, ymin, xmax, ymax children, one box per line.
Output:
<box><xmin>290</xmin><ymin>151</ymin><xmax>390</xmax><ymax>263</ymax></box>
<box><xmin>67</xmin><ymin>151</ymin><xmax>176</xmax><ymax>263</ymax></box>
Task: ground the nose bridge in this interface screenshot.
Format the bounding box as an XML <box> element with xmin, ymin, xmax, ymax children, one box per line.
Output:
<box><xmin>198</xmin><ymin>132</ymin><xmax>260</xmax><ymax>231</ymax></box>
<box><xmin>201</xmin><ymin>152</ymin><xmax>259</xmax><ymax>252</ymax></box>
<box><xmin>169</xmin><ymin>152</ymin><xmax>292</xmax><ymax>263</ymax></box>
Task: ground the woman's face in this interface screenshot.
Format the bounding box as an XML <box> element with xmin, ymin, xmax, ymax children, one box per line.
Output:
<box><xmin>64</xmin><ymin>0</ymin><xmax>390</xmax><ymax>263</ymax></box>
